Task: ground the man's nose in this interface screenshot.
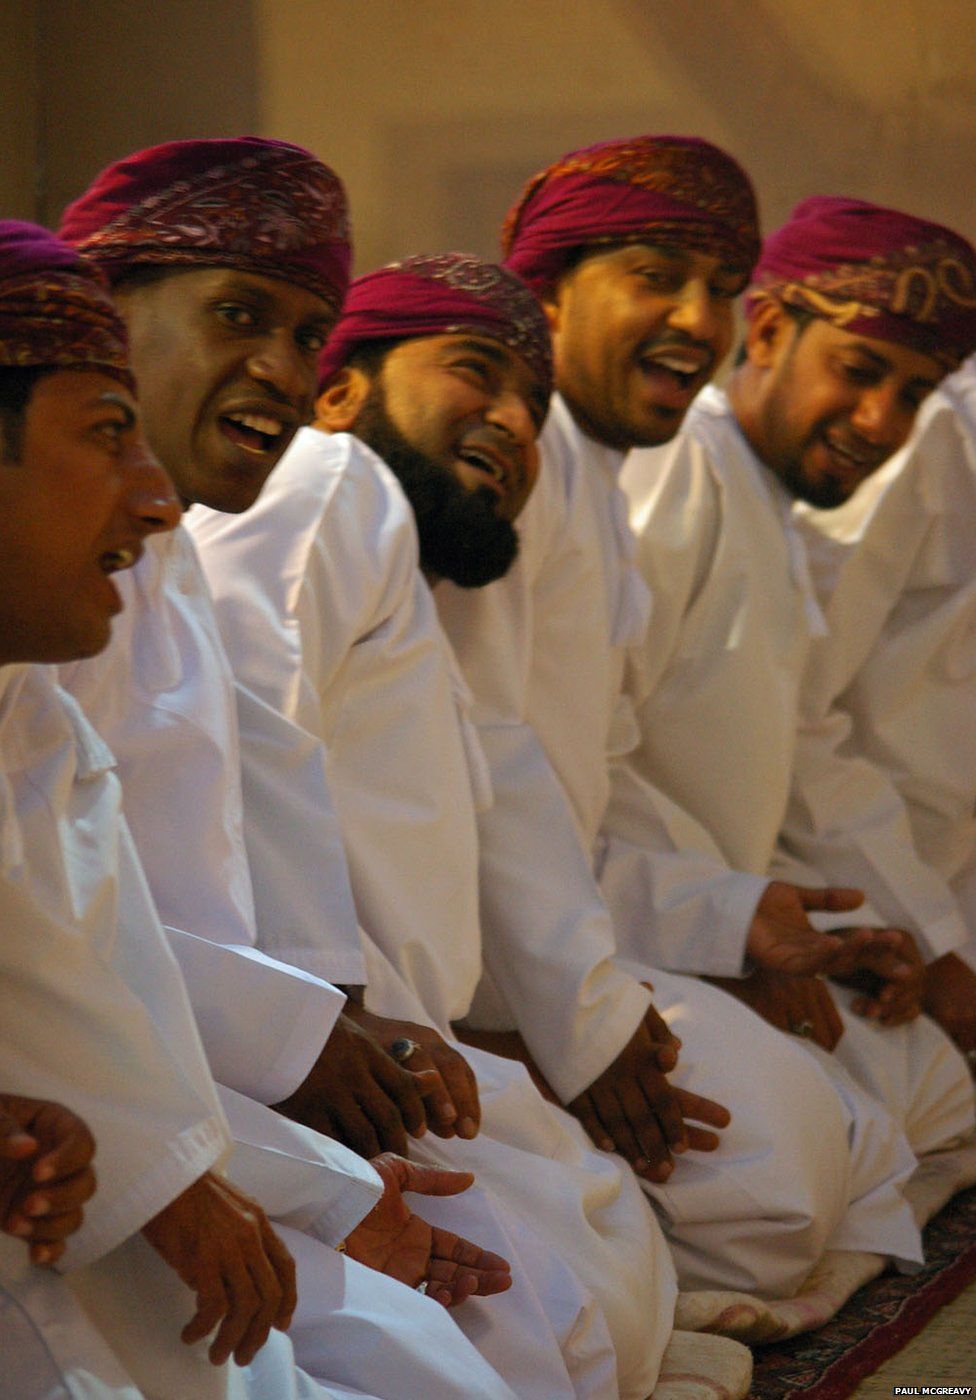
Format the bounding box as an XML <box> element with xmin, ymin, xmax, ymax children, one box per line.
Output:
<box><xmin>124</xmin><ymin>439</ymin><xmax>182</xmax><ymax>534</ymax></box>
<box><xmin>246</xmin><ymin>330</ymin><xmax>313</xmax><ymax>405</ymax></box>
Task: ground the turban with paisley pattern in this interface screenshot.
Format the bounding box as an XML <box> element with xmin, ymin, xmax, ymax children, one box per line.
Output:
<box><xmin>501</xmin><ymin>134</ymin><xmax>760</xmax><ymax>293</ymax></box>
<box><xmin>0</xmin><ymin>220</ymin><xmax>132</xmax><ymax>386</ymax></box>
<box><xmin>746</xmin><ymin>196</ymin><xmax>976</xmax><ymax>369</ymax></box>
<box><xmin>59</xmin><ymin>136</ymin><xmax>350</xmax><ymax>314</ymax></box>
<box><xmin>316</xmin><ymin>252</ymin><xmax>552</xmax><ymax>396</ymax></box>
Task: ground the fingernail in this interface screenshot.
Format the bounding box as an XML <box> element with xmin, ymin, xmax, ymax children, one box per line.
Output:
<box><xmin>32</xmin><ymin>1244</ymin><xmax>54</xmax><ymax>1265</ymax></box>
<box><xmin>25</xmin><ymin>1194</ymin><xmax>49</xmax><ymax>1216</ymax></box>
<box><xmin>438</xmin><ymin>1104</ymin><xmax>458</xmax><ymax>1123</ymax></box>
<box><xmin>458</xmin><ymin>1117</ymin><xmax>477</xmax><ymax>1138</ymax></box>
<box><xmin>8</xmin><ymin>1217</ymin><xmax>31</xmax><ymax>1237</ymax></box>
<box><xmin>600</xmin><ymin>1137</ymin><xmax>614</xmax><ymax>1152</ymax></box>
<box><xmin>412</xmin><ymin>1123</ymin><xmax>427</xmax><ymax>1137</ymax></box>
<box><xmin>33</xmin><ymin>1161</ymin><xmax>56</xmax><ymax>1182</ymax></box>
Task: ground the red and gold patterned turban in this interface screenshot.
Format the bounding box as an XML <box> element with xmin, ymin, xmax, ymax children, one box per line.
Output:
<box><xmin>502</xmin><ymin>135</ymin><xmax>760</xmax><ymax>293</ymax></box>
<box><xmin>316</xmin><ymin>252</ymin><xmax>552</xmax><ymax>396</ymax></box>
<box><xmin>59</xmin><ymin>137</ymin><xmax>350</xmax><ymax>314</ymax></box>
<box><xmin>746</xmin><ymin>196</ymin><xmax>976</xmax><ymax>369</ymax></box>
<box><xmin>0</xmin><ymin>221</ymin><xmax>132</xmax><ymax>387</ymax></box>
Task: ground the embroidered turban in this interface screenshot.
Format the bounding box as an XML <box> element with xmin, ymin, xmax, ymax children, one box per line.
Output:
<box><xmin>316</xmin><ymin>252</ymin><xmax>552</xmax><ymax>396</ymax></box>
<box><xmin>59</xmin><ymin>136</ymin><xmax>350</xmax><ymax>313</ymax></box>
<box><xmin>501</xmin><ymin>135</ymin><xmax>761</xmax><ymax>293</ymax></box>
<box><xmin>0</xmin><ymin>220</ymin><xmax>132</xmax><ymax>386</ymax></box>
<box><xmin>746</xmin><ymin>196</ymin><xmax>976</xmax><ymax>369</ymax></box>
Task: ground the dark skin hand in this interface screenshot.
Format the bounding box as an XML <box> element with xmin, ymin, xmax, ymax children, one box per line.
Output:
<box><xmin>0</xmin><ymin>1095</ymin><xmax>97</xmax><ymax>1266</ymax></box>
<box><xmin>707</xmin><ymin>968</ymin><xmax>845</xmax><ymax>1052</ymax></box>
<box><xmin>566</xmin><ymin>991</ymin><xmax>730</xmax><ymax>1182</ymax></box>
<box><xmin>746</xmin><ymin>881</ymin><xmax>897</xmax><ymax>973</ymax></box>
<box><xmin>347</xmin><ymin>1154</ymin><xmax>512</xmax><ymax>1307</ymax></box>
<box><xmin>826</xmin><ymin>927</ymin><xmax>926</xmax><ymax>1027</ymax></box>
<box><xmin>923</xmin><ymin>953</ymin><xmax>976</xmax><ymax>1057</ymax></box>
<box><xmin>452</xmin><ymin>1025</ymin><xmax>562</xmax><ymax>1104</ymax></box>
<box><xmin>344</xmin><ymin>1003</ymin><xmax>482</xmax><ymax>1140</ymax></box>
<box><xmin>273</xmin><ymin>1012</ymin><xmax>437</xmax><ymax>1160</ymax></box>
<box><xmin>142</xmin><ymin>1171</ymin><xmax>296</xmax><ymax>1369</ymax></box>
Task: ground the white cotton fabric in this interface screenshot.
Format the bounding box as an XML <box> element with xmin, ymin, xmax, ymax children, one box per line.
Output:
<box><xmin>61</xmin><ymin>507</ymin><xmax>612</xmax><ymax>1397</ymax></box>
<box><xmin>189</xmin><ymin>427</ymin><xmax>675</xmax><ymax>1399</ymax></box>
<box><xmin>611</xmin><ymin>385</ymin><xmax>973</xmax><ymax>1155</ymax></box>
<box><xmin>435</xmin><ymin>392</ymin><xmax>927</xmax><ymax>1289</ymax></box>
<box><xmin>789</xmin><ymin>357</ymin><xmax>976</xmax><ymax>974</ymax></box>
<box><xmin>0</xmin><ymin>664</ymin><xmax>392</xmax><ymax>1400</ymax></box>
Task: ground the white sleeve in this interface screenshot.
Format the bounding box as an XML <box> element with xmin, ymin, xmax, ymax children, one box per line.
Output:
<box><xmin>438</xmin><ymin>476</ymin><xmax>651</xmax><ymax>1103</ymax></box>
<box><xmin>217</xmin><ymin>1087</ymin><xmax>382</xmax><ymax>1245</ymax></box>
<box><xmin>164</xmin><ymin>926</ymin><xmax>345</xmax><ymax>1105</ymax></box>
<box><xmin>598</xmin><ymin>736</ymin><xmax>766</xmax><ymax>975</ymax></box>
<box><xmin>597</xmin><ymin>436</ymin><xmax>766</xmax><ymax>975</ymax></box>
<box><xmin>781</xmin><ymin>705</ymin><xmax>968</xmax><ymax>959</ymax></box>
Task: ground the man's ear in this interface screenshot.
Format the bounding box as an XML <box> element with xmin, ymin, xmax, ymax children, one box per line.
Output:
<box><xmin>313</xmin><ymin>367</ymin><xmax>372</xmax><ymax>432</ymax></box>
<box><xmin>744</xmin><ymin>297</ymin><xmax>795</xmax><ymax>369</ymax></box>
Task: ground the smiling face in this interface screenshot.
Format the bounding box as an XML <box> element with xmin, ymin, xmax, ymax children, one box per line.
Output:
<box><xmin>0</xmin><ymin>367</ymin><xmax>180</xmax><ymax>664</ymax></box>
<box><xmin>545</xmin><ymin>241</ymin><xmax>748</xmax><ymax>450</ymax></box>
<box><xmin>316</xmin><ymin>332</ymin><xmax>546</xmax><ymax>586</ymax></box>
<box><xmin>733</xmin><ymin>303</ymin><xmax>944</xmax><ymax>507</ymax></box>
<box><xmin>116</xmin><ymin>267</ymin><xmax>336</xmax><ymax>512</ymax></box>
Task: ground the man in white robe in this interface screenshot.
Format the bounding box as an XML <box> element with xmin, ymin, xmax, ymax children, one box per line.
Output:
<box><xmin>190</xmin><ymin>253</ymin><xmax>698</xmax><ymax>1398</ymax></box>
<box><xmin>57</xmin><ymin>144</ymin><xmax>621</xmax><ymax>1397</ymax></box>
<box><xmin>606</xmin><ymin>196</ymin><xmax>975</xmax><ymax>1154</ymax></box>
<box><xmin>786</xmin><ymin>351</ymin><xmax>976</xmax><ymax>1063</ymax></box>
<box><xmin>433</xmin><ymin>138</ymin><xmax>934</xmax><ymax>1299</ymax></box>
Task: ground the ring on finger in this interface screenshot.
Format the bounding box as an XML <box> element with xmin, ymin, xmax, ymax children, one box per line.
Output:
<box><xmin>790</xmin><ymin>1020</ymin><xmax>815</xmax><ymax>1039</ymax></box>
<box><xmin>391</xmin><ymin>1037</ymin><xmax>422</xmax><ymax>1064</ymax></box>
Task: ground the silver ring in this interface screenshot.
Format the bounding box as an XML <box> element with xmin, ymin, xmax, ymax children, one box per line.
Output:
<box><xmin>415</xmin><ymin>1280</ymin><xmax>428</xmax><ymax>1295</ymax></box>
<box><xmin>791</xmin><ymin>1020</ymin><xmax>815</xmax><ymax>1039</ymax></box>
<box><xmin>391</xmin><ymin>1037</ymin><xmax>422</xmax><ymax>1064</ymax></box>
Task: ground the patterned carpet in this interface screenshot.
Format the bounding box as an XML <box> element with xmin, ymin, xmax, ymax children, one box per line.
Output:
<box><xmin>748</xmin><ymin>1184</ymin><xmax>976</xmax><ymax>1398</ymax></box>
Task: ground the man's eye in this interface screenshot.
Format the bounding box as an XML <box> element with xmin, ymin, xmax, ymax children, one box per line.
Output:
<box><xmin>638</xmin><ymin>269</ymin><xmax>676</xmax><ymax>292</ymax></box>
<box><xmin>216</xmin><ymin>303</ymin><xmax>257</xmax><ymax>328</ymax></box>
<box><xmin>839</xmin><ymin>361</ymin><xmax>878</xmax><ymax>384</ymax></box>
<box><xmin>298</xmin><ymin>330</ymin><xmax>326</xmax><ymax>354</ymax></box>
<box><xmin>454</xmin><ymin>358</ymin><xmax>492</xmax><ymax>382</ymax></box>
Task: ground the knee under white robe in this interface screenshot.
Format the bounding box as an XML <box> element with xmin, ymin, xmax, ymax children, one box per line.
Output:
<box><xmin>189</xmin><ymin>428</ymin><xmax>672</xmax><ymax>1399</ymax></box>
<box><xmin>1</xmin><ymin>664</ymin><xmax>522</xmax><ymax>1400</ymax></box>
<box><xmin>430</xmin><ymin>392</ymin><xmax>927</xmax><ymax>1289</ymax></box>
<box><xmin>61</xmin><ymin>519</ymin><xmax>613</xmax><ymax>1400</ymax></box>
<box><xmin>786</xmin><ymin>359</ymin><xmax>976</xmax><ymax>973</ymax></box>
<box><xmin>609</xmin><ymin>386</ymin><xmax>972</xmax><ymax>1156</ymax></box>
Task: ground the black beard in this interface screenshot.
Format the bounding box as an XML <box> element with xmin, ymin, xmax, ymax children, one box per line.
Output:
<box><xmin>777</xmin><ymin>458</ymin><xmax>850</xmax><ymax>510</ymax></box>
<box><xmin>353</xmin><ymin>383</ymin><xmax>520</xmax><ymax>588</ymax></box>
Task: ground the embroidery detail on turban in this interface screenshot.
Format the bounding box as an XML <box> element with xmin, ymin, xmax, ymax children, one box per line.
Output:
<box><xmin>746</xmin><ymin>198</ymin><xmax>976</xmax><ymax>369</ymax></box>
<box><xmin>501</xmin><ymin>134</ymin><xmax>760</xmax><ymax>293</ymax></box>
<box><xmin>60</xmin><ymin>138</ymin><xmax>350</xmax><ymax>314</ymax></box>
<box><xmin>0</xmin><ymin>223</ymin><xmax>131</xmax><ymax>385</ymax></box>
<box><xmin>317</xmin><ymin>251</ymin><xmax>552</xmax><ymax>396</ymax></box>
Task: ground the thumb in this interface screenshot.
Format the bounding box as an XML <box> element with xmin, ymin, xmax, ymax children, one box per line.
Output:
<box><xmin>797</xmin><ymin>886</ymin><xmax>864</xmax><ymax>913</ymax></box>
<box><xmin>399</xmin><ymin>1161</ymin><xmax>475</xmax><ymax>1198</ymax></box>
<box><xmin>0</xmin><ymin>1117</ymin><xmax>36</xmax><ymax>1161</ymax></box>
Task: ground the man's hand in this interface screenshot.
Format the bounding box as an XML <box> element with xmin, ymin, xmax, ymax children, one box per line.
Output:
<box><xmin>747</xmin><ymin>882</ymin><xmax>874</xmax><ymax>973</ymax></box>
<box><xmin>0</xmin><ymin>1095</ymin><xmax>96</xmax><ymax>1266</ymax></box>
<box><xmin>923</xmin><ymin>953</ymin><xmax>976</xmax><ymax>1058</ymax></box>
<box><xmin>142</xmin><ymin>1172</ymin><xmax>296</xmax><ymax>1367</ymax></box>
<box><xmin>826</xmin><ymin>927</ymin><xmax>925</xmax><ymax>1026</ymax></box>
<box><xmin>566</xmin><ymin>999</ymin><xmax>728</xmax><ymax>1183</ymax></box>
<box><xmin>345</xmin><ymin>1153</ymin><xmax>511</xmax><ymax>1308</ymax></box>
<box><xmin>274</xmin><ymin>1012</ymin><xmax>434</xmax><ymax>1159</ymax></box>
<box><xmin>345</xmin><ymin>1004</ymin><xmax>481</xmax><ymax>1140</ymax></box>
<box><xmin>708</xmin><ymin>969</ymin><xmax>844</xmax><ymax>1052</ymax></box>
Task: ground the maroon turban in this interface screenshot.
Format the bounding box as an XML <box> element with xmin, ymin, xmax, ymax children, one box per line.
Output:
<box><xmin>59</xmin><ymin>136</ymin><xmax>350</xmax><ymax>313</ymax></box>
<box><xmin>502</xmin><ymin>135</ymin><xmax>760</xmax><ymax>293</ymax></box>
<box><xmin>316</xmin><ymin>252</ymin><xmax>553</xmax><ymax>396</ymax></box>
<box><xmin>0</xmin><ymin>220</ymin><xmax>132</xmax><ymax>386</ymax></box>
<box><xmin>746</xmin><ymin>196</ymin><xmax>976</xmax><ymax>369</ymax></box>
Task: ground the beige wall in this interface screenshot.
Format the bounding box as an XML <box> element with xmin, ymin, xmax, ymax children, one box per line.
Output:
<box><xmin>255</xmin><ymin>0</ymin><xmax>976</xmax><ymax>274</ymax></box>
<box><xmin>0</xmin><ymin>0</ymin><xmax>39</xmax><ymax>219</ymax></box>
<box><xmin>3</xmin><ymin>0</ymin><xmax>974</xmax><ymax>267</ymax></box>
